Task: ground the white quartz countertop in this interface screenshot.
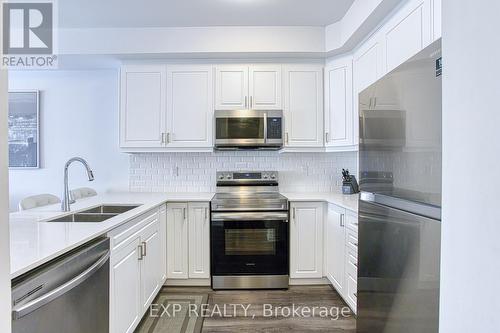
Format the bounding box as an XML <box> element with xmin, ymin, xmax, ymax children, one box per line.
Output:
<box><xmin>9</xmin><ymin>190</ymin><xmax>357</xmax><ymax>279</ymax></box>
<box><xmin>282</xmin><ymin>192</ymin><xmax>359</xmax><ymax>212</ymax></box>
<box><xmin>9</xmin><ymin>192</ymin><xmax>214</xmax><ymax>279</ymax></box>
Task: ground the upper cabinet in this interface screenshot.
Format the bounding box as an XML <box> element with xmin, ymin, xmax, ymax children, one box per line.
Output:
<box><xmin>325</xmin><ymin>56</ymin><xmax>354</xmax><ymax>148</ymax></box>
<box><xmin>120</xmin><ymin>64</ymin><xmax>213</xmax><ymax>151</ymax></box>
<box><xmin>432</xmin><ymin>0</ymin><xmax>442</xmax><ymax>40</ymax></box>
<box><xmin>283</xmin><ymin>65</ymin><xmax>324</xmax><ymax>148</ymax></box>
<box><xmin>381</xmin><ymin>0</ymin><xmax>432</xmax><ymax>73</ymax></box>
<box><xmin>215</xmin><ymin>65</ymin><xmax>248</xmax><ymax>110</ymax></box>
<box><xmin>166</xmin><ymin>65</ymin><xmax>213</xmax><ymax>148</ymax></box>
<box><xmin>120</xmin><ymin>65</ymin><xmax>167</xmax><ymax>148</ymax></box>
<box><xmin>215</xmin><ymin>65</ymin><xmax>282</xmax><ymax>110</ymax></box>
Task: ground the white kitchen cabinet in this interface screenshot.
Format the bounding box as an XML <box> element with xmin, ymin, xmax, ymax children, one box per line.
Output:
<box><xmin>215</xmin><ymin>65</ymin><xmax>248</xmax><ymax>110</ymax></box>
<box><xmin>109</xmin><ymin>207</ymin><xmax>165</xmax><ymax>333</ymax></box>
<box><xmin>283</xmin><ymin>65</ymin><xmax>324</xmax><ymax>148</ymax></box>
<box><xmin>344</xmin><ymin>211</ymin><xmax>358</xmax><ymax>313</ymax></box>
<box><xmin>166</xmin><ymin>65</ymin><xmax>213</xmax><ymax>147</ymax></box>
<box><xmin>325</xmin><ymin>204</ymin><xmax>346</xmax><ymax>293</ymax></box>
<box><xmin>249</xmin><ymin>65</ymin><xmax>282</xmax><ymax>110</ymax></box>
<box><xmin>382</xmin><ymin>0</ymin><xmax>432</xmax><ymax>73</ymax></box>
<box><xmin>290</xmin><ymin>202</ymin><xmax>324</xmax><ymax>278</ymax></box>
<box><xmin>325</xmin><ymin>57</ymin><xmax>354</xmax><ymax>148</ymax></box>
<box><xmin>215</xmin><ymin>65</ymin><xmax>282</xmax><ymax>110</ymax></box>
<box><xmin>188</xmin><ymin>202</ymin><xmax>210</xmax><ymax>278</ymax></box>
<box><xmin>110</xmin><ymin>236</ymin><xmax>142</xmax><ymax>333</ymax></box>
<box><xmin>159</xmin><ymin>204</ymin><xmax>167</xmax><ymax>282</ymax></box>
<box><xmin>166</xmin><ymin>203</ymin><xmax>189</xmax><ymax>279</ymax></box>
<box><xmin>432</xmin><ymin>0</ymin><xmax>441</xmax><ymax>41</ymax></box>
<box><xmin>120</xmin><ymin>65</ymin><xmax>167</xmax><ymax>148</ymax></box>
<box><xmin>139</xmin><ymin>218</ymin><xmax>162</xmax><ymax>311</ymax></box>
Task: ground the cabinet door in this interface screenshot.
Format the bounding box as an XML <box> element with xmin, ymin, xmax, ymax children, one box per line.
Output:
<box><xmin>215</xmin><ymin>65</ymin><xmax>248</xmax><ymax>110</ymax></box>
<box><xmin>290</xmin><ymin>202</ymin><xmax>324</xmax><ymax>278</ymax></box>
<box><xmin>188</xmin><ymin>202</ymin><xmax>210</xmax><ymax>279</ymax></box>
<box><xmin>159</xmin><ymin>205</ymin><xmax>167</xmax><ymax>282</ymax></box>
<box><xmin>283</xmin><ymin>66</ymin><xmax>324</xmax><ymax>147</ymax></box>
<box><xmin>325</xmin><ymin>57</ymin><xmax>354</xmax><ymax>147</ymax></box>
<box><xmin>249</xmin><ymin>65</ymin><xmax>282</xmax><ymax>110</ymax></box>
<box><xmin>166</xmin><ymin>203</ymin><xmax>188</xmax><ymax>279</ymax></box>
<box><xmin>120</xmin><ymin>65</ymin><xmax>166</xmax><ymax>148</ymax></box>
<box><xmin>325</xmin><ymin>204</ymin><xmax>346</xmax><ymax>293</ymax></box>
<box><xmin>383</xmin><ymin>0</ymin><xmax>432</xmax><ymax>72</ymax></box>
<box><xmin>432</xmin><ymin>0</ymin><xmax>441</xmax><ymax>41</ymax></box>
<box><xmin>140</xmin><ymin>219</ymin><xmax>162</xmax><ymax>311</ymax></box>
<box><xmin>166</xmin><ymin>65</ymin><xmax>213</xmax><ymax>147</ymax></box>
<box><xmin>110</xmin><ymin>236</ymin><xmax>142</xmax><ymax>333</ymax></box>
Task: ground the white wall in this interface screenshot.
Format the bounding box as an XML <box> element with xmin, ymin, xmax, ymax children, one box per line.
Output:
<box><xmin>440</xmin><ymin>1</ymin><xmax>500</xmax><ymax>332</ymax></box>
<box><xmin>130</xmin><ymin>151</ymin><xmax>358</xmax><ymax>193</ymax></box>
<box><xmin>0</xmin><ymin>3</ymin><xmax>12</xmax><ymax>330</ymax></box>
<box><xmin>8</xmin><ymin>70</ymin><xmax>129</xmax><ymax>211</ymax></box>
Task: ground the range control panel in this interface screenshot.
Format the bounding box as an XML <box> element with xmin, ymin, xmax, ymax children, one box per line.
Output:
<box><xmin>216</xmin><ymin>171</ymin><xmax>278</xmax><ymax>182</ymax></box>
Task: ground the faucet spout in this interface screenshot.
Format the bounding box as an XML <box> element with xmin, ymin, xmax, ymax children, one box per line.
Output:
<box><xmin>61</xmin><ymin>157</ymin><xmax>95</xmax><ymax>212</ymax></box>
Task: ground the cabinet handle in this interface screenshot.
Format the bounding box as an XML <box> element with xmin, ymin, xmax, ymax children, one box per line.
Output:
<box><xmin>250</xmin><ymin>96</ymin><xmax>253</xmax><ymax>108</ymax></box>
<box><xmin>161</xmin><ymin>133</ymin><xmax>165</xmax><ymax>145</ymax></box>
<box><xmin>138</xmin><ymin>245</ymin><xmax>143</xmax><ymax>260</ymax></box>
<box><xmin>141</xmin><ymin>241</ymin><xmax>147</xmax><ymax>257</ymax></box>
<box><xmin>325</xmin><ymin>132</ymin><xmax>329</xmax><ymax>143</ymax></box>
<box><xmin>340</xmin><ymin>214</ymin><xmax>345</xmax><ymax>227</ymax></box>
<box><xmin>205</xmin><ymin>207</ymin><xmax>208</xmax><ymax>220</ymax></box>
<box><xmin>183</xmin><ymin>207</ymin><xmax>187</xmax><ymax>220</ymax></box>
<box><xmin>292</xmin><ymin>207</ymin><xmax>296</xmax><ymax>220</ymax></box>
<box><xmin>285</xmin><ymin>132</ymin><xmax>289</xmax><ymax>145</ymax></box>
<box><xmin>245</xmin><ymin>96</ymin><xmax>248</xmax><ymax>108</ymax></box>
<box><xmin>166</xmin><ymin>132</ymin><xmax>170</xmax><ymax>144</ymax></box>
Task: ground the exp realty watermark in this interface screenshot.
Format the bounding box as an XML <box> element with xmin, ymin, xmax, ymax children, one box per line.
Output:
<box><xmin>150</xmin><ymin>303</ymin><xmax>352</xmax><ymax>321</ymax></box>
<box><xmin>2</xmin><ymin>0</ymin><xmax>58</xmax><ymax>69</ymax></box>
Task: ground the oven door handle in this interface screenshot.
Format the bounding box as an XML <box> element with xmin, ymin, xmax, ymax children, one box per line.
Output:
<box><xmin>211</xmin><ymin>212</ymin><xmax>289</xmax><ymax>222</ymax></box>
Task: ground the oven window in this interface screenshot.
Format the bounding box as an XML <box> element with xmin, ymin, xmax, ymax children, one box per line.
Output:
<box><xmin>216</xmin><ymin>118</ymin><xmax>264</xmax><ymax>139</ymax></box>
<box><xmin>225</xmin><ymin>229</ymin><xmax>276</xmax><ymax>256</ymax></box>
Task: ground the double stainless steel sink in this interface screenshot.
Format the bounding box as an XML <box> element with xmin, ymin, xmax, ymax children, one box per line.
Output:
<box><xmin>47</xmin><ymin>205</ymin><xmax>140</xmax><ymax>223</ymax></box>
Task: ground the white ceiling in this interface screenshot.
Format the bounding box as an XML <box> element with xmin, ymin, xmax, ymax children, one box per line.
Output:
<box><xmin>59</xmin><ymin>0</ymin><xmax>355</xmax><ymax>28</ymax></box>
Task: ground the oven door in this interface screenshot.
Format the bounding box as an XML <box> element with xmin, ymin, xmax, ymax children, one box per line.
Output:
<box><xmin>211</xmin><ymin>212</ymin><xmax>289</xmax><ymax>276</ymax></box>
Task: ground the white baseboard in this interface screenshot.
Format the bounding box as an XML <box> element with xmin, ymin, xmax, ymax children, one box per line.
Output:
<box><xmin>163</xmin><ymin>278</ymin><xmax>211</xmax><ymax>286</ymax></box>
<box><xmin>289</xmin><ymin>277</ymin><xmax>329</xmax><ymax>285</ymax></box>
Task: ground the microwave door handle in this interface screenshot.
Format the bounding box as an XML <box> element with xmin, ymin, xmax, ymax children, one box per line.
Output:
<box><xmin>263</xmin><ymin>113</ymin><xmax>267</xmax><ymax>144</ymax></box>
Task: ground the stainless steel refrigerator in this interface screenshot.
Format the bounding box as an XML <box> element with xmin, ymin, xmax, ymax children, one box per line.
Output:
<box><xmin>357</xmin><ymin>39</ymin><xmax>442</xmax><ymax>333</ymax></box>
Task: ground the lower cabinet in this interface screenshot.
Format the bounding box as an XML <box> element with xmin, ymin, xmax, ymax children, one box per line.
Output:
<box><xmin>290</xmin><ymin>202</ymin><xmax>324</xmax><ymax>278</ymax></box>
<box><xmin>166</xmin><ymin>202</ymin><xmax>210</xmax><ymax>281</ymax></box>
<box><xmin>324</xmin><ymin>204</ymin><xmax>358</xmax><ymax>313</ymax></box>
<box><xmin>110</xmin><ymin>236</ymin><xmax>142</xmax><ymax>333</ymax></box>
<box><xmin>325</xmin><ymin>204</ymin><xmax>346</xmax><ymax>293</ymax></box>
<box><xmin>109</xmin><ymin>206</ymin><xmax>166</xmax><ymax>333</ymax></box>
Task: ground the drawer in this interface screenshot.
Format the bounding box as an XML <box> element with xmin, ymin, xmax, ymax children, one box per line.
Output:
<box><xmin>346</xmin><ymin>249</ymin><xmax>358</xmax><ymax>282</ymax></box>
<box><xmin>345</xmin><ymin>212</ymin><xmax>358</xmax><ymax>232</ymax></box>
<box><xmin>108</xmin><ymin>209</ymin><xmax>159</xmax><ymax>251</ymax></box>
<box><xmin>346</xmin><ymin>227</ymin><xmax>358</xmax><ymax>253</ymax></box>
<box><xmin>346</xmin><ymin>274</ymin><xmax>357</xmax><ymax>309</ymax></box>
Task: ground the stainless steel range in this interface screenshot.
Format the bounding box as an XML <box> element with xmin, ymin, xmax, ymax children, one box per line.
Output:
<box><xmin>210</xmin><ymin>171</ymin><xmax>289</xmax><ymax>289</ymax></box>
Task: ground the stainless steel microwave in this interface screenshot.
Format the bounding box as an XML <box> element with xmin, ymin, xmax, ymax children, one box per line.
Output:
<box><xmin>215</xmin><ymin>110</ymin><xmax>283</xmax><ymax>150</ymax></box>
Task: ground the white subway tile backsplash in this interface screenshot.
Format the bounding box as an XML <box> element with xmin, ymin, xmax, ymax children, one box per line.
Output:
<box><xmin>129</xmin><ymin>151</ymin><xmax>358</xmax><ymax>193</ymax></box>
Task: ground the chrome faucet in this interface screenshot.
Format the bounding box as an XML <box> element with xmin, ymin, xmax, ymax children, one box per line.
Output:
<box><xmin>61</xmin><ymin>157</ymin><xmax>94</xmax><ymax>212</ymax></box>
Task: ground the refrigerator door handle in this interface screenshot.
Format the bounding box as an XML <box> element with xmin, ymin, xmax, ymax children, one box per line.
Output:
<box><xmin>360</xmin><ymin>191</ymin><xmax>441</xmax><ymax>221</ymax></box>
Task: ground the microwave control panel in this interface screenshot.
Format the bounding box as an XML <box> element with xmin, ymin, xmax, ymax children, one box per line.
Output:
<box><xmin>267</xmin><ymin>118</ymin><xmax>282</xmax><ymax>139</ymax></box>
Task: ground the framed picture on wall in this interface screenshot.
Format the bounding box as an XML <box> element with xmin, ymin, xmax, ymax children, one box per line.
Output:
<box><xmin>8</xmin><ymin>91</ymin><xmax>40</xmax><ymax>169</ymax></box>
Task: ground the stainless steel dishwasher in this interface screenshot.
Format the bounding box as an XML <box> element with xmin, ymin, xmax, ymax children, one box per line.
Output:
<box><xmin>12</xmin><ymin>237</ymin><xmax>110</xmax><ymax>333</ymax></box>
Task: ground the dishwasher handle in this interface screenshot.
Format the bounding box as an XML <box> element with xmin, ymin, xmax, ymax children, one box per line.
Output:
<box><xmin>12</xmin><ymin>250</ymin><xmax>110</xmax><ymax>320</ymax></box>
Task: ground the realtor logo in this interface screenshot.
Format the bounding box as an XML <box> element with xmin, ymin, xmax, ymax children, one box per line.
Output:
<box><xmin>2</xmin><ymin>0</ymin><xmax>57</xmax><ymax>68</ymax></box>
